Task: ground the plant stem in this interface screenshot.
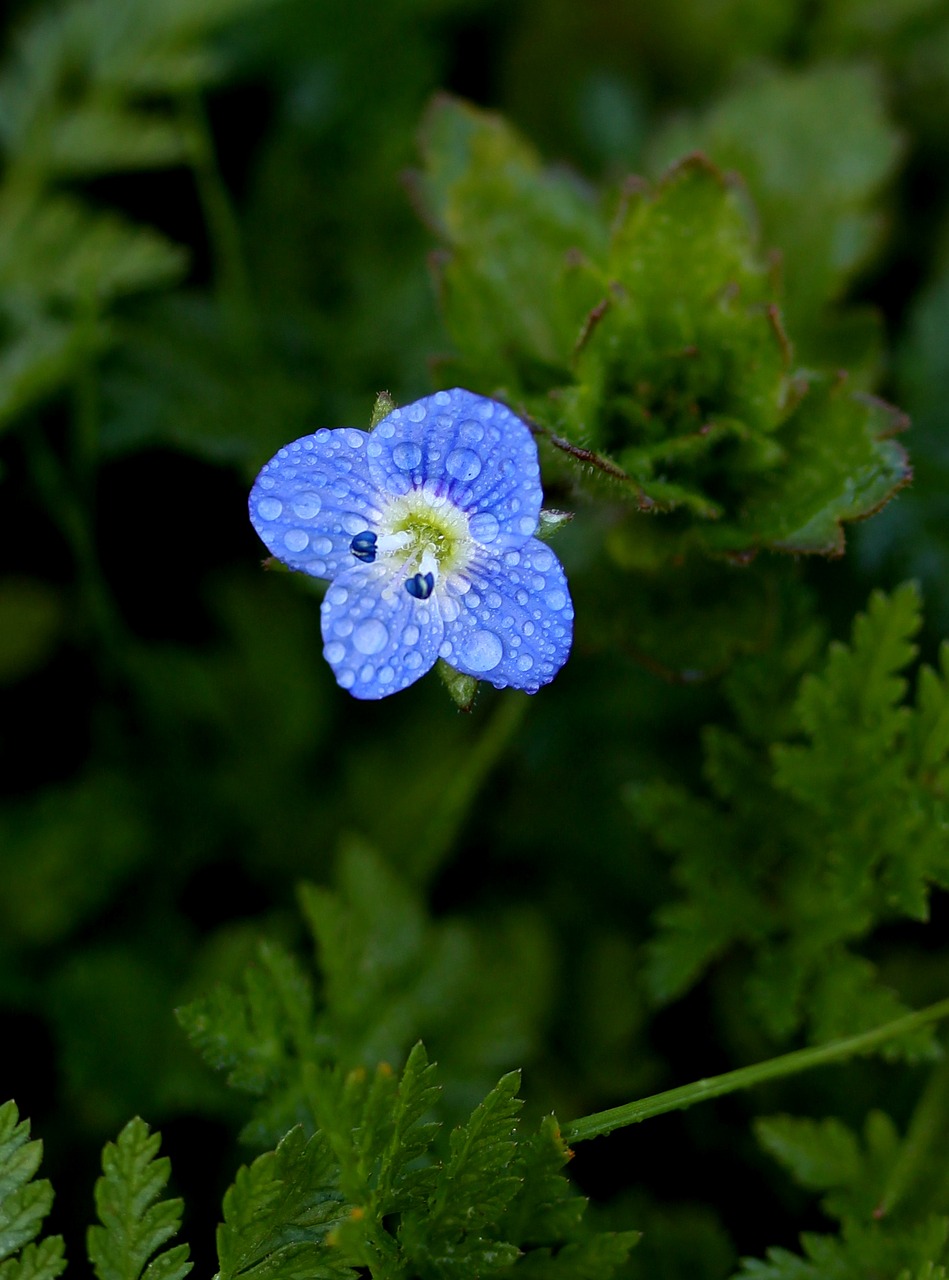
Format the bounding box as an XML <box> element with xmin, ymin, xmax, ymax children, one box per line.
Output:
<box><xmin>562</xmin><ymin>997</ymin><xmax>949</xmax><ymax>1145</ymax></box>
<box><xmin>410</xmin><ymin>693</ymin><xmax>529</xmax><ymax>885</ymax></box>
<box><xmin>181</xmin><ymin>88</ymin><xmax>255</xmax><ymax>344</ymax></box>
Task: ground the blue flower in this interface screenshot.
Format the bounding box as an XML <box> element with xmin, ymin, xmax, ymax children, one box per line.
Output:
<box><xmin>249</xmin><ymin>388</ymin><xmax>574</xmax><ymax>700</ymax></box>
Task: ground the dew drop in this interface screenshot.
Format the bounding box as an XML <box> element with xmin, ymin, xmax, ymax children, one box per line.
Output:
<box><xmin>407</xmin><ymin>402</ymin><xmax>426</xmax><ymax>422</ymax></box>
<box><xmin>516</xmin><ymin>590</ymin><xmax>529</xmax><ymax>606</ymax></box>
<box><xmin>257</xmin><ymin>497</ymin><xmax>282</xmax><ymax>520</ymax></box>
<box><xmin>378</xmin><ymin>666</ymin><xmax>395</xmax><ymax>684</ymax></box>
<box><xmin>532</xmin><ymin>548</ymin><xmax>553</xmax><ymax>571</ymax></box>
<box><xmin>460</xmin><ymin>629</ymin><xmax>503</xmax><ymax>673</ymax></box>
<box><xmin>327</xmin><ymin>585</ymin><xmax>349</xmax><ymax>606</ymax></box>
<box><xmin>292</xmin><ymin>491</ymin><xmax>322</xmax><ymax>519</ymax></box>
<box><xmin>546</xmin><ymin>589</ymin><xmax>567</xmax><ymax>611</ymax></box>
<box><xmin>469</xmin><ymin>511</ymin><xmax>500</xmax><ymax>544</ymax></box>
<box><xmin>519</xmin><ymin>516</ymin><xmax>537</xmax><ymax>535</ymax></box>
<box><xmin>354</xmin><ymin>618</ymin><xmax>389</xmax><ymax>655</ymax></box>
<box><xmin>284</xmin><ymin>528</ymin><xmax>308</xmax><ymax>552</ymax></box>
<box><xmin>446</xmin><ymin>448</ymin><xmax>482</xmax><ymax>482</ymax></box>
<box><xmin>386</xmin><ymin>472</ymin><xmax>411</xmax><ymax>496</ymax></box>
<box><xmin>393</xmin><ymin>441</ymin><xmax>422</xmax><ymax>471</ymax></box>
<box><xmin>403</xmin><ymin>624</ymin><xmax>420</xmax><ymax>646</ymax></box>
<box><xmin>405</xmin><ymin>650</ymin><xmax>423</xmax><ymax>670</ymax></box>
<box><xmin>325</xmin><ymin>641</ymin><xmax>345</xmax><ymax>664</ymax></box>
<box><xmin>311</xmin><ymin>536</ymin><xmax>333</xmax><ymax>555</ymax></box>
<box><xmin>338</xmin><ymin>669</ymin><xmax>356</xmax><ymax>689</ymax></box>
<box><xmin>459</xmin><ymin>420</ymin><xmax>485</xmax><ymax>444</ymax></box>
<box><xmin>334</xmin><ymin>618</ymin><xmax>353</xmax><ymax>637</ymax></box>
<box><xmin>517</xmin><ymin>655</ymin><xmax>533</xmax><ymax>672</ymax></box>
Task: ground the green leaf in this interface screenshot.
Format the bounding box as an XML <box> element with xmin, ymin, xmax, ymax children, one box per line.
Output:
<box><xmin>715</xmin><ymin>378</ymin><xmax>911</xmax><ymax>556</ymax></box>
<box><xmin>0</xmin><ymin>1104</ymin><xmax>64</xmax><ymax>1280</ymax></box>
<box><xmin>637</xmin><ymin>585</ymin><xmax>949</xmax><ymax>1053</ymax></box>
<box><xmin>216</xmin><ymin>1128</ymin><xmax>354</xmax><ymax>1280</ymax></box>
<box><xmin>648</xmin><ymin>63</ymin><xmax>903</xmax><ymax>370</ymax></box>
<box><xmin>87</xmin><ymin>1118</ymin><xmax>191</xmax><ymax>1280</ymax></box>
<box><xmin>411</xmin><ymin>93</ymin><xmax>607</xmax><ymax>391</ymax></box>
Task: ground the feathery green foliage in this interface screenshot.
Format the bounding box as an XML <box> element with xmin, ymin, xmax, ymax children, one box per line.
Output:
<box><xmin>736</xmin><ymin>1101</ymin><xmax>949</xmax><ymax>1278</ymax></box>
<box><xmin>637</xmin><ymin>584</ymin><xmax>949</xmax><ymax>1053</ymax></box>
<box><xmin>87</xmin><ymin>1119</ymin><xmax>191</xmax><ymax>1280</ymax></box>
<box><xmin>0</xmin><ymin>1104</ymin><xmax>65</xmax><ymax>1280</ymax></box>
<box><xmin>177</xmin><ymin>843</ymin><xmax>552</xmax><ymax>1146</ymax></box>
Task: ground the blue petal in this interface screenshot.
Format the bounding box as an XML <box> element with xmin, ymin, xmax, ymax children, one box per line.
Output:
<box><xmin>366</xmin><ymin>389</ymin><xmax>543</xmax><ymax>550</ymax></box>
<box><xmin>321</xmin><ymin>561</ymin><xmax>445</xmax><ymax>699</ymax></box>
<box><xmin>249</xmin><ymin>428</ymin><xmax>384</xmax><ymax>579</ymax></box>
<box><xmin>439</xmin><ymin>539</ymin><xmax>573</xmax><ymax>693</ymax></box>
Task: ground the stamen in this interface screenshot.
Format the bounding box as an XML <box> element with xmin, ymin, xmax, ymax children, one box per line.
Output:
<box><xmin>350</xmin><ymin>530</ymin><xmax>378</xmax><ymax>562</ymax></box>
<box><xmin>377</xmin><ymin>531</ymin><xmax>413</xmax><ymax>555</ymax></box>
<box><xmin>405</xmin><ymin>571</ymin><xmax>435</xmax><ymax>600</ymax></box>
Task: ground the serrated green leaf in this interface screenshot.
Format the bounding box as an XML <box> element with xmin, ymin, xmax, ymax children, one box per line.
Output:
<box><xmin>412</xmin><ymin>94</ymin><xmax>606</xmax><ymax>390</ymax></box>
<box><xmin>716</xmin><ymin>379</ymin><xmax>911</xmax><ymax>556</ymax></box>
<box><xmin>87</xmin><ymin>1117</ymin><xmax>191</xmax><ymax>1280</ymax></box>
<box><xmin>648</xmin><ymin>62</ymin><xmax>903</xmax><ymax>372</ymax></box>
<box><xmin>0</xmin><ymin>1106</ymin><xmax>62</xmax><ymax>1280</ymax></box>
<box><xmin>0</xmin><ymin>1237</ymin><xmax>67</xmax><ymax>1280</ymax></box>
<box><xmin>216</xmin><ymin>1127</ymin><xmax>354</xmax><ymax>1280</ymax></box>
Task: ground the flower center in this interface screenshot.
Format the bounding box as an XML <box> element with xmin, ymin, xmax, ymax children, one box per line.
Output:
<box><xmin>349</xmin><ymin>489</ymin><xmax>472</xmax><ymax>597</ymax></box>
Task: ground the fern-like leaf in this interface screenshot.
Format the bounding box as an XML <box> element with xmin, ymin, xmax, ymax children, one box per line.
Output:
<box><xmin>0</xmin><ymin>1103</ymin><xmax>65</xmax><ymax>1280</ymax></box>
<box><xmin>87</xmin><ymin>1117</ymin><xmax>191</xmax><ymax>1280</ymax></box>
<box><xmin>216</xmin><ymin>1127</ymin><xmax>355</xmax><ymax>1280</ymax></box>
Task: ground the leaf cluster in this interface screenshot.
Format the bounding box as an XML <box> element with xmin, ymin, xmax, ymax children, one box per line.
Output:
<box><xmin>412</xmin><ymin>95</ymin><xmax>909</xmax><ymax>560</ymax></box>
<box><xmin>736</xmin><ymin>1093</ymin><xmax>949</xmax><ymax>1279</ymax></box>
<box><xmin>2</xmin><ymin>1055</ymin><xmax>638</xmax><ymax>1280</ymax></box>
<box><xmin>635</xmin><ymin>583</ymin><xmax>949</xmax><ymax>1054</ymax></box>
<box><xmin>177</xmin><ymin>843</ymin><xmax>553</xmax><ymax>1147</ymax></box>
<box><xmin>0</xmin><ymin>0</ymin><xmax>276</xmax><ymax>430</ymax></box>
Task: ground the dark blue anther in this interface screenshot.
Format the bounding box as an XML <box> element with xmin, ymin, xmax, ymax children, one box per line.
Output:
<box><xmin>405</xmin><ymin>571</ymin><xmax>435</xmax><ymax>600</ymax></box>
<box><xmin>350</xmin><ymin>530</ymin><xmax>377</xmax><ymax>563</ymax></box>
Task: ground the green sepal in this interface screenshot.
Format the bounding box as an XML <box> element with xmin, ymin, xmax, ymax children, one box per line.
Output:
<box><xmin>536</xmin><ymin>508</ymin><xmax>574</xmax><ymax>541</ymax></box>
<box><xmin>369</xmin><ymin>391</ymin><xmax>396</xmax><ymax>429</ymax></box>
<box><xmin>437</xmin><ymin>659</ymin><xmax>479</xmax><ymax>711</ymax></box>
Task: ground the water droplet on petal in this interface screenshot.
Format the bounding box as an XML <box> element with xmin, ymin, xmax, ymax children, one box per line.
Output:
<box><xmin>403</xmin><ymin>624</ymin><xmax>420</xmax><ymax>646</ymax></box>
<box><xmin>546</xmin><ymin>589</ymin><xmax>566</xmax><ymax>611</ymax></box>
<box><xmin>519</xmin><ymin>516</ymin><xmax>537</xmax><ymax>535</ymax></box>
<box><xmin>446</xmin><ymin>448</ymin><xmax>482</xmax><ymax>482</ymax></box>
<box><xmin>311</xmin><ymin>536</ymin><xmax>333</xmax><ymax>555</ymax></box>
<box><xmin>393</xmin><ymin>442</ymin><xmax>422</xmax><ymax>471</ymax></box>
<box><xmin>327</xmin><ymin>585</ymin><xmax>349</xmax><ymax>606</ymax></box>
<box><xmin>517</xmin><ymin>655</ymin><xmax>533</xmax><ymax>672</ymax></box>
<box><xmin>338</xmin><ymin>669</ymin><xmax>356</xmax><ymax>688</ymax></box>
<box><xmin>378</xmin><ymin>666</ymin><xmax>395</xmax><ymax>684</ymax></box>
<box><xmin>354</xmin><ymin>618</ymin><xmax>389</xmax><ymax>655</ymax></box>
<box><xmin>292</xmin><ymin>492</ymin><xmax>322</xmax><ymax>519</ymax></box>
<box><xmin>325</xmin><ymin>641</ymin><xmax>345</xmax><ymax>664</ymax></box>
<box><xmin>459</xmin><ymin>420</ymin><xmax>484</xmax><ymax>444</ymax></box>
<box><xmin>284</xmin><ymin>529</ymin><xmax>308</xmax><ymax>552</ymax></box>
<box><xmin>469</xmin><ymin>511</ymin><xmax>500</xmax><ymax>544</ymax></box>
<box><xmin>460</xmin><ymin>629</ymin><xmax>503</xmax><ymax>673</ymax></box>
<box><xmin>257</xmin><ymin>497</ymin><xmax>282</xmax><ymax>520</ymax></box>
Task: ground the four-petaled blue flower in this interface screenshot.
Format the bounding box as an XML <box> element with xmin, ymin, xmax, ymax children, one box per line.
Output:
<box><xmin>249</xmin><ymin>388</ymin><xmax>574</xmax><ymax>700</ymax></box>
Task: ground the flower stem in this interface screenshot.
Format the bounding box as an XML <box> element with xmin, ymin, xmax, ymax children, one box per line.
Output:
<box><xmin>562</xmin><ymin>998</ymin><xmax>949</xmax><ymax>1145</ymax></box>
<box><xmin>410</xmin><ymin>693</ymin><xmax>529</xmax><ymax>885</ymax></box>
<box><xmin>181</xmin><ymin>88</ymin><xmax>255</xmax><ymax>345</ymax></box>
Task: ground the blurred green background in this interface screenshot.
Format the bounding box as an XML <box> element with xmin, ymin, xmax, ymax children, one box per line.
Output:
<box><xmin>3</xmin><ymin>0</ymin><xmax>949</xmax><ymax>1276</ymax></box>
